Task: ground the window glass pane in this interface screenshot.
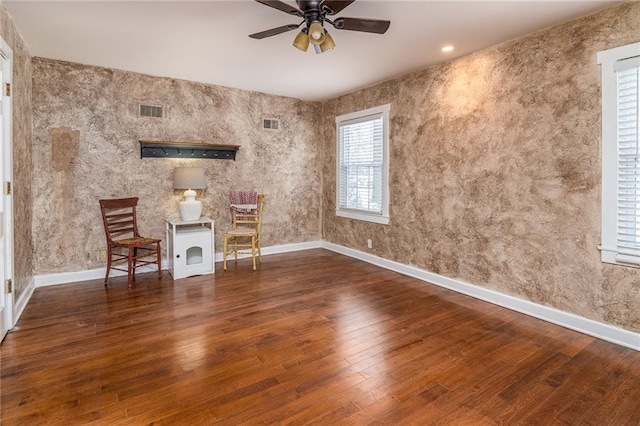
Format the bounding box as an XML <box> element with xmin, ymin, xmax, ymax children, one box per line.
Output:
<box><xmin>338</xmin><ymin>115</ymin><xmax>383</xmax><ymax>214</ymax></box>
<box><xmin>616</xmin><ymin>65</ymin><xmax>640</xmax><ymax>252</ymax></box>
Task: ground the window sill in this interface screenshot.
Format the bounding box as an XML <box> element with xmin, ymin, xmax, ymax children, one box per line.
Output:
<box><xmin>599</xmin><ymin>245</ymin><xmax>640</xmax><ymax>268</ymax></box>
<box><xmin>336</xmin><ymin>209</ymin><xmax>389</xmax><ymax>225</ymax></box>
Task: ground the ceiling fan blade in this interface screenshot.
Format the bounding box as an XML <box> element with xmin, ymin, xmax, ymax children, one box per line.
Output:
<box><xmin>254</xmin><ymin>0</ymin><xmax>303</xmax><ymax>16</ymax></box>
<box><xmin>321</xmin><ymin>0</ymin><xmax>355</xmax><ymax>15</ymax></box>
<box><xmin>332</xmin><ymin>17</ymin><xmax>390</xmax><ymax>34</ymax></box>
<box><xmin>249</xmin><ymin>24</ymin><xmax>301</xmax><ymax>39</ymax></box>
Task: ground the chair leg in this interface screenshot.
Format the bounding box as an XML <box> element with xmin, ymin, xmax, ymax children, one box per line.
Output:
<box><xmin>156</xmin><ymin>242</ymin><xmax>162</xmax><ymax>280</ymax></box>
<box><xmin>223</xmin><ymin>235</ymin><xmax>228</xmax><ymax>271</ymax></box>
<box><xmin>127</xmin><ymin>248</ymin><xmax>134</xmax><ymax>289</ymax></box>
<box><xmin>233</xmin><ymin>237</ymin><xmax>238</xmax><ymax>262</ymax></box>
<box><xmin>256</xmin><ymin>235</ymin><xmax>262</xmax><ymax>262</ymax></box>
<box><xmin>133</xmin><ymin>247</ymin><xmax>138</xmax><ymax>278</ymax></box>
<box><xmin>104</xmin><ymin>246</ymin><xmax>112</xmax><ymax>285</ymax></box>
<box><xmin>251</xmin><ymin>236</ymin><xmax>256</xmax><ymax>271</ymax></box>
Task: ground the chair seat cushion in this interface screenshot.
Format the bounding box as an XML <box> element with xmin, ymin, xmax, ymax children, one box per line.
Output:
<box><xmin>231</xmin><ymin>203</ymin><xmax>258</xmax><ymax>212</ymax></box>
<box><xmin>115</xmin><ymin>237</ymin><xmax>160</xmax><ymax>246</ymax></box>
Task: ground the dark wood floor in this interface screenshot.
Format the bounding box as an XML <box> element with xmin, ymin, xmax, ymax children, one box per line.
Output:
<box><xmin>2</xmin><ymin>249</ymin><xmax>640</xmax><ymax>425</ymax></box>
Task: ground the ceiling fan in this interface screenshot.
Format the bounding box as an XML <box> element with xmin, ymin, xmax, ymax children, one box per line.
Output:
<box><xmin>249</xmin><ymin>0</ymin><xmax>391</xmax><ymax>54</ymax></box>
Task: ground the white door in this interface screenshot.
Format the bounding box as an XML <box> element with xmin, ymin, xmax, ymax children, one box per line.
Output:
<box><xmin>0</xmin><ymin>39</ymin><xmax>13</xmax><ymax>342</ymax></box>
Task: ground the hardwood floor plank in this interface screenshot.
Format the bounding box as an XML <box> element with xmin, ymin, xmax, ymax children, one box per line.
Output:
<box><xmin>481</xmin><ymin>352</ymin><xmax>571</xmax><ymax>423</ymax></box>
<box><xmin>565</xmin><ymin>345</ymin><xmax>640</xmax><ymax>425</ymax></box>
<box><xmin>2</xmin><ymin>249</ymin><xmax>640</xmax><ymax>424</ymax></box>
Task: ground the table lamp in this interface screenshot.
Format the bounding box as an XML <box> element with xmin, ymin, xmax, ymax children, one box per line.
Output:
<box><xmin>173</xmin><ymin>167</ymin><xmax>206</xmax><ymax>221</ymax></box>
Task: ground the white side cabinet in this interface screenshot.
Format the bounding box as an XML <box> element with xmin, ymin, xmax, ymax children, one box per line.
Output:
<box><xmin>166</xmin><ymin>217</ymin><xmax>215</xmax><ymax>279</ymax></box>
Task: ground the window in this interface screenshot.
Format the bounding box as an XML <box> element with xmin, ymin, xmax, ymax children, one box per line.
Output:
<box><xmin>598</xmin><ymin>42</ymin><xmax>640</xmax><ymax>265</ymax></box>
<box><xmin>336</xmin><ymin>104</ymin><xmax>390</xmax><ymax>224</ymax></box>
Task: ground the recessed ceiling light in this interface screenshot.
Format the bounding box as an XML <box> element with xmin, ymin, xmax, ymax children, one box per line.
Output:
<box><xmin>442</xmin><ymin>45</ymin><xmax>454</xmax><ymax>52</ymax></box>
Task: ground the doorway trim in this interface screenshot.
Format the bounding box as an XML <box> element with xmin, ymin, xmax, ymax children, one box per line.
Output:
<box><xmin>1</xmin><ymin>36</ymin><xmax>14</xmax><ymax>340</ymax></box>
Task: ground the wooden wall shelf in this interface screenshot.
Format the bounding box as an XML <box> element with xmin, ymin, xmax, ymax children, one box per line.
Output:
<box><xmin>139</xmin><ymin>140</ymin><xmax>240</xmax><ymax>160</ymax></box>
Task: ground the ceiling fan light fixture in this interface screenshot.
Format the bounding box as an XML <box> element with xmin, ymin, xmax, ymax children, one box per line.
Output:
<box><xmin>293</xmin><ymin>29</ymin><xmax>310</xmax><ymax>52</ymax></box>
<box><xmin>250</xmin><ymin>0</ymin><xmax>390</xmax><ymax>54</ymax></box>
<box><xmin>308</xmin><ymin>21</ymin><xmax>326</xmax><ymax>45</ymax></box>
<box><xmin>319</xmin><ymin>30</ymin><xmax>335</xmax><ymax>53</ymax></box>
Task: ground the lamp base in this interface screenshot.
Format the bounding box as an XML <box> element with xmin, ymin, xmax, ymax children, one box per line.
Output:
<box><xmin>179</xmin><ymin>200</ymin><xmax>202</xmax><ymax>221</ymax></box>
<box><xmin>179</xmin><ymin>189</ymin><xmax>202</xmax><ymax>221</ymax></box>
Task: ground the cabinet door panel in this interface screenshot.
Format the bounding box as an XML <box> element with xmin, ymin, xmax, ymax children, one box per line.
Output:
<box><xmin>173</xmin><ymin>229</ymin><xmax>213</xmax><ymax>279</ymax></box>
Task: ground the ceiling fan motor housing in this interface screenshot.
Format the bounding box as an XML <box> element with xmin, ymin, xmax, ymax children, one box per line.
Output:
<box><xmin>297</xmin><ymin>0</ymin><xmax>324</xmax><ymax>13</ymax></box>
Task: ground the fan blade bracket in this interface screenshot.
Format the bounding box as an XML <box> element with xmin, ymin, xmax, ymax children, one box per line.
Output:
<box><xmin>331</xmin><ymin>17</ymin><xmax>390</xmax><ymax>34</ymax></box>
<box><xmin>321</xmin><ymin>0</ymin><xmax>356</xmax><ymax>15</ymax></box>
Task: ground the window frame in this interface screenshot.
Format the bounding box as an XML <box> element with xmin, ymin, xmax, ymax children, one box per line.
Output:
<box><xmin>597</xmin><ymin>42</ymin><xmax>640</xmax><ymax>266</ymax></box>
<box><xmin>335</xmin><ymin>104</ymin><xmax>390</xmax><ymax>225</ymax></box>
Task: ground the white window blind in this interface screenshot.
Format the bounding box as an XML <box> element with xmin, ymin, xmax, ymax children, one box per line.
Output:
<box><xmin>335</xmin><ymin>104</ymin><xmax>390</xmax><ymax>225</ymax></box>
<box><xmin>339</xmin><ymin>113</ymin><xmax>383</xmax><ymax>213</ymax></box>
<box><xmin>616</xmin><ymin>57</ymin><xmax>640</xmax><ymax>261</ymax></box>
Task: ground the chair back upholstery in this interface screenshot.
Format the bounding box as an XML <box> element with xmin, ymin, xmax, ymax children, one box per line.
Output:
<box><xmin>99</xmin><ymin>197</ymin><xmax>141</xmax><ymax>244</ymax></box>
<box><xmin>232</xmin><ymin>194</ymin><xmax>264</xmax><ymax>233</ymax></box>
<box><xmin>229</xmin><ymin>191</ymin><xmax>258</xmax><ymax>209</ymax></box>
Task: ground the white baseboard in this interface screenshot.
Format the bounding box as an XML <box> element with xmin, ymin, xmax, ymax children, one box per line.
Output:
<box><xmin>13</xmin><ymin>277</ymin><xmax>35</xmax><ymax>327</ymax></box>
<box><xmin>213</xmin><ymin>240</ymin><xmax>322</xmax><ymax>262</ymax></box>
<box><xmin>322</xmin><ymin>242</ymin><xmax>640</xmax><ymax>351</ymax></box>
<box><xmin>35</xmin><ymin>241</ymin><xmax>324</xmax><ymax>288</ymax></box>
<box><xmin>34</xmin><ymin>259</ymin><xmax>170</xmax><ymax>288</ymax></box>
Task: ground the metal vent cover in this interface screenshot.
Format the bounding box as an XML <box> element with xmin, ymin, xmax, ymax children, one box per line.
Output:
<box><xmin>140</xmin><ymin>104</ymin><xmax>163</xmax><ymax>118</ymax></box>
<box><xmin>263</xmin><ymin>118</ymin><xmax>280</xmax><ymax>130</ymax></box>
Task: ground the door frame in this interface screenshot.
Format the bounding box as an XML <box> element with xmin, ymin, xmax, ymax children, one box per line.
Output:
<box><xmin>1</xmin><ymin>36</ymin><xmax>14</xmax><ymax>340</ymax></box>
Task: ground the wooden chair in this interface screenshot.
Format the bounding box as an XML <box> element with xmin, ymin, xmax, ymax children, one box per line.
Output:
<box><xmin>223</xmin><ymin>194</ymin><xmax>264</xmax><ymax>271</ymax></box>
<box><xmin>99</xmin><ymin>197</ymin><xmax>162</xmax><ymax>288</ymax></box>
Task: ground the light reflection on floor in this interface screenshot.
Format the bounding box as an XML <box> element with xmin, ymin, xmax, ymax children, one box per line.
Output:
<box><xmin>333</xmin><ymin>291</ymin><xmax>392</xmax><ymax>405</ymax></box>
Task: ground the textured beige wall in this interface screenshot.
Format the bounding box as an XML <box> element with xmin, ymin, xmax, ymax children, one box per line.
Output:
<box><xmin>322</xmin><ymin>3</ymin><xmax>640</xmax><ymax>333</ymax></box>
<box><xmin>31</xmin><ymin>59</ymin><xmax>322</xmax><ymax>274</ymax></box>
<box><xmin>1</xmin><ymin>6</ymin><xmax>33</xmax><ymax>302</ymax></box>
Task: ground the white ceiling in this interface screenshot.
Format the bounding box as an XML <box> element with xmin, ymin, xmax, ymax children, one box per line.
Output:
<box><xmin>3</xmin><ymin>0</ymin><xmax>622</xmax><ymax>101</ymax></box>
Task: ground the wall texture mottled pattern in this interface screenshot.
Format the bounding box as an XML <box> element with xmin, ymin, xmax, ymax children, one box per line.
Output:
<box><xmin>8</xmin><ymin>2</ymin><xmax>640</xmax><ymax>338</ymax></box>
<box><xmin>32</xmin><ymin>59</ymin><xmax>322</xmax><ymax>274</ymax></box>
<box><xmin>1</xmin><ymin>6</ymin><xmax>33</xmax><ymax>303</ymax></box>
<box><xmin>322</xmin><ymin>3</ymin><xmax>640</xmax><ymax>333</ymax></box>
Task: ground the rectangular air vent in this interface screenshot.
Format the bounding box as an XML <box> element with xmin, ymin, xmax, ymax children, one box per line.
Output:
<box><xmin>263</xmin><ymin>118</ymin><xmax>279</xmax><ymax>130</ymax></box>
<box><xmin>140</xmin><ymin>104</ymin><xmax>163</xmax><ymax>118</ymax></box>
